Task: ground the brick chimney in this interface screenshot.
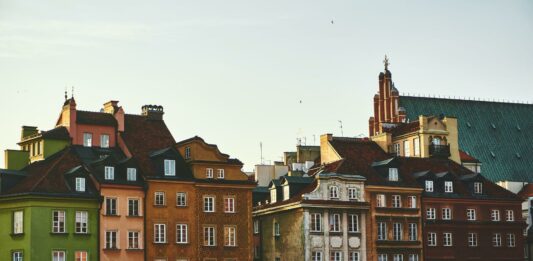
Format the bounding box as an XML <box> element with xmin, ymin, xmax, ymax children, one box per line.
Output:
<box><xmin>103</xmin><ymin>101</ymin><xmax>125</xmax><ymax>132</ymax></box>
<box><xmin>141</xmin><ymin>105</ymin><xmax>164</xmax><ymax>120</ymax></box>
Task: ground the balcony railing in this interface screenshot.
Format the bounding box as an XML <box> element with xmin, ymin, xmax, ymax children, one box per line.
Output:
<box><xmin>429</xmin><ymin>144</ymin><xmax>451</xmax><ymax>158</ymax></box>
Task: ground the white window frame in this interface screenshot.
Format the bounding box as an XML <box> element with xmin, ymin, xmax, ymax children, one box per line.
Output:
<box><xmin>392</xmin><ymin>195</ymin><xmax>402</xmax><ymax>208</ymax></box>
<box><xmin>217</xmin><ymin>169</ymin><xmax>225</xmax><ymax>179</ymax></box>
<box><xmin>427</xmin><ymin>232</ymin><xmax>437</xmax><ymax>246</ymax></box>
<box><xmin>330</xmin><ymin>251</ymin><xmax>342</xmax><ymax>261</ymax></box>
<box><xmin>507</xmin><ymin>233</ymin><xmax>516</xmax><ymax>247</ymax></box>
<box><xmin>404</xmin><ymin>140</ymin><xmax>411</xmax><ymax>157</ymax></box>
<box><xmin>468</xmin><ymin>232</ymin><xmax>478</xmax><ymax>247</ymax></box>
<box><xmin>442</xmin><ymin>208</ymin><xmax>451</xmax><ymax>220</ymax></box>
<box><xmin>493</xmin><ymin>233</ymin><xmax>502</xmax><ymax>247</ymax></box>
<box><xmin>204</xmin><ymin>196</ymin><xmax>215</xmax><ymax>212</ymax></box>
<box><xmin>105</xmin><ymin>230</ymin><xmax>118</xmax><ymax>249</ymax></box>
<box><xmin>106</xmin><ymin>197</ymin><xmax>118</xmax><ymax>215</ymax></box>
<box><xmin>204</xmin><ymin>226</ymin><xmax>216</xmax><ymax>246</ymax></box>
<box><xmin>104</xmin><ymin>166</ymin><xmax>114</xmax><ymax>180</ymax></box>
<box><xmin>407</xmin><ymin>196</ymin><xmax>417</xmax><ymax>208</ymax></box>
<box><xmin>408</xmin><ymin>223</ymin><xmax>417</xmax><ymax>241</ymax></box>
<box><xmin>52</xmin><ymin>210</ymin><xmax>66</xmax><ymax>233</ymax></box>
<box><xmin>329</xmin><ymin>186</ymin><xmax>339</xmax><ymax>199</ymax></box>
<box><xmin>154</xmin><ymin>192</ymin><xmax>165</xmax><ymax>206</ymax></box>
<box><xmin>312</xmin><ymin>251</ymin><xmax>323</xmax><ymax>261</ymax></box>
<box><xmin>377</xmin><ymin>194</ymin><xmax>386</xmax><ymax>207</ymax></box>
<box><xmin>75</xmin><ymin>177</ymin><xmax>86</xmax><ymax>192</ymax></box>
<box><xmin>425</xmin><ymin>180</ymin><xmax>434</xmax><ymax>192</ymax></box>
<box><xmin>310</xmin><ymin>213</ymin><xmax>322</xmax><ymax>232</ymax></box>
<box><xmin>224</xmin><ymin>226</ymin><xmax>237</xmax><ymax>247</ymax></box>
<box><xmin>426</xmin><ymin>208</ymin><xmax>436</xmax><ymax>220</ymax></box>
<box><xmin>253</xmin><ymin>220</ymin><xmax>260</xmax><ymax>234</ymax></box>
<box><xmin>12</xmin><ymin>251</ymin><xmax>23</xmax><ymax>261</ymax></box>
<box><xmin>274</xmin><ymin>222</ymin><xmax>280</xmax><ymax>236</ymax></box>
<box><xmin>13</xmin><ymin>211</ymin><xmax>23</xmax><ymax>234</ymax></box>
<box><xmin>206</xmin><ymin>168</ymin><xmax>214</xmax><ymax>178</ymax></box>
<box><xmin>474</xmin><ymin>182</ymin><xmax>483</xmax><ymax>194</ymax></box>
<box><xmin>128</xmin><ymin>231</ymin><xmax>140</xmax><ymax>249</ymax></box>
<box><xmin>224</xmin><ymin>197</ymin><xmax>235</xmax><ymax>213</ymax></box>
<box><xmin>389</xmin><ymin>168</ymin><xmax>399</xmax><ymax>181</ymax></box>
<box><xmin>444</xmin><ymin>181</ymin><xmax>453</xmax><ymax>193</ymax></box>
<box><xmin>348</xmin><ymin>214</ymin><xmax>359</xmax><ymax>233</ymax></box>
<box><xmin>443</xmin><ymin>232</ymin><xmax>453</xmax><ymax>246</ymax></box>
<box><xmin>413</xmin><ymin>138</ymin><xmax>420</xmax><ymax>156</ymax></box>
<box><xmin>52</xmin><ymin>251</ymin><xmax>66</xmax><ymax>261</ymax></box>
<box><xmin>164</xmin><ymin>159</ymin><xmax>176</xmax><ymax>176</ymax></box>
<box><xmin>408</xmin><ymin>254</ymin><xmax>419</xmax><ymax>261</ymax></box>
<box><xmin>348</xmin><ymin>187</ymin><xmax>359</xmax><ymax>200</ymax></box>
<box><xmin>154</xmin><ymin>223</ymin><xmax>166</xmax><ymax>243</ymax></box>
<box><xmin>491</xmin><ymin>209</ymin><xmax>501</xmax><ymax>221</ymax></box>
<box><xmin>100</xmin><ymin>134</ymin><xmax>110</xmax><ymax>148</ymax></box>
<box><xmin>393</xmin><ymin>254</ymin><xmax>403</xmax><ymax>261</ymax></box>
<box><xmin>349</xmin><ymin>252</ymin><xmax>360</xmax><ymax>261</ymax></box>
<box><xmin>75</xmin><ymin>211</ymin><xmax>88</xmax><ymax>234</ymax></box>
<box><xmin>128</xmin><ymin>198</ymin><xmax>140</xmax><ymax>216</ymax></box>
<box><xmin>506</xmin><ymin>210</ymin><xmax>515</xmax><ymax>221</ymax></box>
<box><xmin>184</xmin><ymin>146</ymin><xmax>191</xmax><ymax>159</ymax></box>
<box><xmin>176</xmin><ymin>224</ymin><xmax>188</xmax><ymax>244</ymax></box>
<box><xmin>467</xmin><ymin>209</ymin><xmax>476</xmax><ymax>221</ymax></box>
<box><xmin>127</xmin><ymin>168</ymin><xmax>137</xmax><ymax>181</ymax></box>
<box><xmin>83</xmin><ymin>133</ymin><xmax>92</xmax><ymax>147</ymax></box>
<box><xmin>393</xmin><ymin>223</ymin><xmax>402</xmax><ymax>241</ymax></box>
<box><xmin>329</xmin><ymin>213</ymin><xmax>341</xmax><ymax>232</ymax></box>
<box><xmin>378</xmin><ymin>222</ymin><xmax>387</xmax><ymax>240</ymax></box>
<box><xmin>176</xmin><ymin>192</ymin><xmax>187</xmax><ymax>207</ymax></box>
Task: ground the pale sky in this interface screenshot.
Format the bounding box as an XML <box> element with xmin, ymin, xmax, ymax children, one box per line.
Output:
<box><xmin>1</xmin><ymin>1</ymin><xmax>532</xmax><ymax>171</ymax></box>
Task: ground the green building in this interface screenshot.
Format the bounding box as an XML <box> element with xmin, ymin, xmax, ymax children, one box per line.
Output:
<box><xmin>0</xmin><ymin>148</ymin><xmax>99</xmax><ymax>261</ymax></box>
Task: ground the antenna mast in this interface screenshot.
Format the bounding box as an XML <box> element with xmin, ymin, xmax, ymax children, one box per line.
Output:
<box><xmin>260</xmin><ymin>142</ymin><xmax>264</xmax><ymax>164</ymax></box>
<box><xmin>338</xmin><ymin>120</ymin><xmax>344</xmax><ymax>137</ymax></box>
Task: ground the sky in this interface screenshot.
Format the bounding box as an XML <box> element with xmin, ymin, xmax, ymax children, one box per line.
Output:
<box><xmin>0</xmin><ymin>0</ymin><xmax>532</xmax><ymax>171</ymax></box>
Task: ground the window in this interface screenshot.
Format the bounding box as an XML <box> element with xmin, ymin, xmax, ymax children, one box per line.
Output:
<box><xmin>75</xmin><ymin>177</ymin><xmax>85</xmax><ymax>192</ymax></box>
<box><xmin>413</xmin><ymin>138</ymin><xmax>420</xmax><ymax>156</ymax></box>
<box><xmin>427</xmin><ymin>232</ymin><xmax>437</xmax><ymax>246</ymax></box>
<box><xmin>128</xmin><ymin>199</ymin><xmax>139</xmax><ymax>216</ymax></box>
<box><xmin>506</xmin><ymin>210</ymin><xmax>515</xmax><ymax>221</ymax></box>
<box><xmin>330</xmin><ymin>251</ymin><xmax>342</xmax><ymax>261</ymax></box>
<box><xmin>164</xmin><ymin>159</ymin><xmax>175</xmax><ymax>176</ymax></box>
<box><xmin>217</xmin><ymin>169</ymin><xmax>225</xmax><ymax>179</ymax></box>
<box><xmin>274</xmin><ymin>222</ymin><xmax>280</xmax><ymax>236</ymax></box>
<box><xmin>176</xmin><ymin>224</ymin><xmax>188</xmax><ymax>243</ymax></box>
<box><xmin>408</xmin><ymin>223</ymin><xmax>417</xmax><ymax>241</ymax></box>
<box><xmin>348</xmin><ymin>187</ymin><xmax>359</xmax><ymax>200</ymax></box>
<box><xmin>128</xmin><ymin>231</ymin><xmax>140</xmax><ymax>249</ymax></box>
<box><xmin>408</xmin><ymin>254</ymin><xmax>419</xmax><ymax>261</ymax></box>
<box><xmin>176</xmin><ymin>192</ymin><xmax>187</xmax><ymax>207</ymax></box>
<box><xmin>330</xmin><ymin>213</ymin><xmax>341</xmax><ymax>232</ymax></box>
<box><xmin>348</xmin><ymin>214</ymin><xmax>359</xmax><ymax>232</ymax></box>
<box><xmin>426</xmin><ymin>208</ymin><xmax>436</xmax><ymax>220</ymax></box>
<box><xmin>224</xmin><ymin>226</ymin><xmax>237</xmax><ymax>246</ymax></box>
<box><xmin>468</xmin><ymin>233</ymin><xmax>478</xmax><ymax>247</ymax></box>
<box><xmin>377</xmin><ymin>194</ymin><xmax>386</xmax><ymax>207</ymax></box>
<box><xmin>100</xmin><ymin>134</ymin><xmax>109</xmax><ymax>148</ymax></box>
<box><xmin>425</xmin><ymin>180</ymin><xmax>433</xmax><ymax>192</ymax></box>
<box><xmin>204</xmin><ymin>226</ymin><xmax>216</xmax><ymax>246</ymax></box>
<box><xmin>442</xmin><ymin>208</ymin><xmax>451</xmax><ymax>220</ymax></box>
<box><xmin>407</xmin><ymin>196</ymin><xmax>417</xmax><ymax>208</ymax></box>
<box><xmin>184</xmin><ymin>147</ymin><xmax>191</xmax><ymax>159</ymax></box>
<box><xmin>444</xmin><ymin>181</ymin><xmax>453</xmax><ymax>193</ymax></box>
<box><xmin>349</xmin><ymin>252</ymin><xmax>359</xmax><ymax>261</ymax></box>
<box><xmin>224</xmin><ymin>197</ymin><xmax>235</xmax><ymax>213</ymax></box>
<box><xmin>493</xmin><ymin>233</ymin><xmax>502</xmax><ymax>247</ymax></box>
<box><xmin>310</xmin><ymin>213</ymin><xmax>322</xmax><ymax>232</ymax></box>
<box><xmin>508</xmin><ymin>233</ymin><xmax>516</xmax><ymax>247</ymax></box>
<box><xmin>104</xmin><ymin>166</ymin><xmax>114</xmax><ymax>180</ymax></box>
<box><xmin>253</xmin><ymin>220</ymin><xmax>259</xmax><ymax>234</ymax></box>
<box><xmin>329</xmin><ymin>186</ymin><xmax>339</xmax><ymax>199</ymax></box>
<box><xmin>105</xmin><ymin>231</ymin><xmax>118</xmax><ymax>249</ymax></box>
<box><xmin>52</xmin><ymin>251</ymin><xmax>66</xmax><ymax>261</ymax></box>
<box><xmin>83</xmin><ymin>133</ymin><xmax>92</xmax><ymax>147</ymax></box>
<box><xmin>12</xmin><ymin>251</ymin><xmax>23</xmax><ymax>261</ymax></box>
<box><xmin>393</xmin><ymin>143</ymin><xmax>400</xmax><ymax>156</ymax></box>
<box><xmin>467</xmin><ymin>209</ymin><xmax>476</xmax><ymax>221</ymax></box>
<box><xmin>206</xmin><ymin>168</ymin><xmax>214</xmax><ymax>178</ymax></box>
<box><xmin>393</xmin><ymin>223</ymin><xmax>402</xmax><ymax>240</ymax></box>
<box><xmin>378</xmin><ymin>222</ymin><xmax>387</xmax><ymax>240</ymax></box>
<box><xmin>474</xmin><ymin>182</ymin><xmax>483</xmax><ymax>194</ymax></box>
<box><xmin>75</xmin><ymin>211</ymin><xmax>88</xmax><ymax>234</ymax></box>
<box><xmin>443</xmin><ymin>232</ymin><xmax>453</xmax><ymax>246</ymax></box>
<box><xmin>404</xmin><ymin>140</ymin><xmax>410</xmax><ymax>157</ymax></box>
<box><xmin>389</xmin><ymin>168</ymin><xmax>399</xmax><ymax>181</ymax></box>
<box><xmin>312</xmin><ymin>251</ymin><xmax>323</xmax><ymax>261</ymax></box>
<box><xmin>106</xmin><ymin>197</ymin><xmax>117</xmax><ymax>215</ymax></box>
<box><xmin>154</xmin><ymin>224</ymin><xmax>166</xmax><ymax>243</ymax></box>
<box><xmin>127</xmin><ymin>168</ymin><xmax>137</xmax><ymax>181</ymax></box>
<box><xmin>155</xmin><ymin>192</ymin><xmax>165</xmax><ymax>206</ymax></box>
<box><xmin>204</xmin><ymin>196</ymin><xmax>215</xmax><ymax>212</ymax></box>
<box><xmin>13</xmin><ymin>211</ymin><xmax>23</xmax><ymax>234</ymax></box>
<box><xmin>491</xmin><ymin>210</ymin><xmax>500</xmax><ymax>221</ymax></box>
<box><xmin>392</xmin><ymin>195</ymin><xmax>401</xmax><ymax>208</ymax></box>
<box><xmin>52</xmin><ymin>210</ymin><xmax>66</xmax><ymax>233</ymax></box>
<box><xmin>378</xmin><ymin>254</ymin><xmax>388</xmax><ymax>261</ymax></box>
<box><xmin>393</xmin><ymin>254</ymin><xmax>403</xmax><ymax>261</ymax></box>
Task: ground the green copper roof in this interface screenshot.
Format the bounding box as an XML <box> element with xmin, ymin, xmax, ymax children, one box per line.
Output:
<box><xmin>400</xmin><ymin>96</ymin><xmax>533</xmax><ymax>182</ymax></box>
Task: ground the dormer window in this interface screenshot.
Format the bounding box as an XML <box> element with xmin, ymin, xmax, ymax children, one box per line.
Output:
<box><xmin>444</xmin><ymin>181</ymin><xmax>453</xmax><ymax>193</ymax></box>
<box><xmin>164</xmin><ymin>160</ymin><xmax>175</xmax><ymax>176</ymax></box>
<box><xmin>270</xmin><ymin>188</ymin><xmax>277</xmax><ymax>204</ymax></box>
<box><xmin>283</xmin><ymin>186</ymin><xmax>290</xmax><ymax>201</ymax></box>
<box><xmin>127</xmin><ymin>168</ymin><xmax>137</xmax><ymax>181</ymax></box>
<box><xmin>83</xmin><ymin>133</ymin><xmax>92</xmax><ymax>147</ymax></box>
<box><xmin>206</xmin><ymin>168</ymin><xmax>214</xmax><ymax>179</ymax></box>
<box><xmin>474</xmin><ymin>182</ymin><xmax>483</xmax><ymax>194</ymax></box>
<box><xmin>404</xmin><ymin>141</ymin><xmax>411</xmax><ymax>157</ymax></box>
<box><xmin>329</xmin><ymin>186</ymin><xmax>339</xmax><ymax>199</ymax></box>
<box><xmin>388</xmin><ymin>168</ymin><xmax>399</xmax><ymax>181</ymax></box>
<box><xmin>104</xmin><ymin>166</ymin><xmax>114</xmax><ymax>180</ymax></box>
<box><xmin>75</xmin><ymin>177</ymin><xmax>86</xmax><ymax>192</ymax></box>
<box><xmin>425</xmin><ymin>180</ymin><xmax>434</xmax><ymax>192</ymax></box>
<box><xmin>217</xmin><ymin>169</ymin><xmax>225</xmax><ymax>179</ymax></box>
<box><xmin>348</xmin><ymin>187</ymin><xmax>359</xmax><ymax>200</ymax></box>
<box><xmin>100</xmin><ymin>134</ymin><xmax>110</xmax><ymax>148</ymax></box>
<box><xmin>184</xmin><ymin>147</ymin><xmax>191</xmax><ymax>159</ymax></box>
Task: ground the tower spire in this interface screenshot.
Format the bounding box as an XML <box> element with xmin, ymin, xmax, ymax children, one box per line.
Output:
<box><xmin>64</xmin><ymin>87</ymin><xmax>67</xmax><ymax>101</ymax></box>
<box><xmin>383</xmin><ymin>55</ymin><xmax>390</xmax><ymax>71</ymax></box>
<box><xmin>71</xmin><ymin>86</ymin><xmax>74</xmax><ymax>99</ymax></box>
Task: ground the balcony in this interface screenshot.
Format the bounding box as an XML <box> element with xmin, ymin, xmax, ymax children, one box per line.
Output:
<box><xmin>429</xmin><ymin>144</ymin><xmax>450</xmax><ymax>158</ymax></box>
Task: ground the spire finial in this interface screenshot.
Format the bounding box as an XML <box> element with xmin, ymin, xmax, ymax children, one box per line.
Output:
<box><xmin>71</xmin><ymin>86</ymin><xmax>74</xmax><ymax>99</ymax></box>
<box><xmin>383</xmin><ymin>55</ymin><xmax>390</xmax><ymax>71</ymax></box>
<box><xmin>64</xmin><ymin>87</ymin><xmax>67</xmax><ymax>101</ymax></box>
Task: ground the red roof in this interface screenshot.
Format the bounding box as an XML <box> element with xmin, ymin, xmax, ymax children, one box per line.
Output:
<box><xmin>77</xmin><ymin>110</ymin><xmax>117</xmax><ymax>126</ymax></box>
<box><xmin>459</xmin><ymin>150</ymin><xmax>481</xmax><ymax>163</ymax></box>
<box><xmin>517</xmin><ymin>184</ymin><xmax>533</xmax><ymax>199</ymax></box>
<box><xmin>384</xmin><ymin>121</ymin><xmax>420</xmax><ymax>136</ymax></box>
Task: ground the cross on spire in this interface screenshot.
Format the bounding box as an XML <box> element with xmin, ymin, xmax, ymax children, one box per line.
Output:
<box><xmin>383</xmin><ymin>55</ymin><xmax>390</xmax><ymax>71</ymax></box>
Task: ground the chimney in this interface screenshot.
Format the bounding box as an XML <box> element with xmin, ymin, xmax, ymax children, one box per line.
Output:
<box><xmin>103</xmin><ymin>101</ymin><xmax>119</xmax><ymax>114</ymax></box>
<box><xmin>21</xmin><ymin>126</ymin><xmax>38</xmax><ymax>140</ymax></box>
<box><xmin>141</xmin><ymin>105</ymin><xmax>164</xmax><ymax>120</ymax></box>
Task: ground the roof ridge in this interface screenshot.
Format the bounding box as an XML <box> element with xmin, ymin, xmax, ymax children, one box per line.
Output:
<box><xmin>401</xmin><ymin>94</ymin><xmax>533</xmax><ymax>106</ymax></box>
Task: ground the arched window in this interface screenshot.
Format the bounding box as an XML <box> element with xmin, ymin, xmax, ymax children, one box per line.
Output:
<box><xmin>329</xmin><ymin>186</ymin><xmax>339</xmax><ymax>199</ymax></box>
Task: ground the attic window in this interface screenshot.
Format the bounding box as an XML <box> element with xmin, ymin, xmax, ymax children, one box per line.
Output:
<box><xmin>105</xmin><ymin>166</ymin><xmax>115</xmax><ymax>180</ymax></box>
<box><xmin>75</xmin><ymin>177</ymin><xmax>86</xmax><ymax>192</ymax></box>
<box><xmin>490</xmin><ymin>151</ymin><xmax>496</xmax><ymax>158</ymax></box>
<box><xmin>164</xmin><ymin>160</ymin><xmax>176</xmax><ymax>176</ymax></box>
<box><xmin>388</xmin><ymin>168</ymin><xmax>399</xmax><ymax>181</ymax></box>
<box><xmin>491</xmin><ymin>123</ymin><xmax>496</xmax><ymax>129</ymax></box>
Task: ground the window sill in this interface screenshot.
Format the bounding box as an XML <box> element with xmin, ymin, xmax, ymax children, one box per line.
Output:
<box><xmin>126</xmin><ymin>248</ymin><xmax>144</xmax><ymax>251</ymax></box>
<box><xmin>74</xmin><ymin>232</ymin><xmax>91</xmax><ymax>236</ymax></box>
<box><xmin>176</xmin><ymin>205</ymin><xmax>188</xmax><ymax>208</ymax></box>
<box><xmin>153</xmin><ymin>242</ymin><xmax>168</xmax><ymax>244</ymax></box>
<box><xmin>10</xmin><ymin>233</ymin><xmax>24</xmax><ymax>237</ymax></box>
<box><xmin>103</xmin><ymin>214</ymin><xmax>121</xmax><ymax>217</ymax></box>
<box><xmin>103</xmin><ymin>248</ymin><xmax>121</xmax><ymax>251</ymax></box>
<box><xmin>50</xmin><ymin>232</ymin><xmax>68</xmax><ymax>235</ymax></box>
<box><xmin>176</xmin><ymin>242</ymin><xmax>189</xmax><ymax>245</ymax></box>
<box><xmin>127</xmin><ymin>215</ymin><xmax>143</xmax><ymax>218</ymax></box>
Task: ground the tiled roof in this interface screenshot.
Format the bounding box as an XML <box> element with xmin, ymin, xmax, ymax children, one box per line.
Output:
<box><xmin>517</xmin><ymin>184</ymin><xmax>533</xmax><ymax>199</ymax></box>
<box><xmin>176</xmin><ymin>136</ymin><xmax>232</xmax><ymax>160</ymax></box>
<box><xmin>459</xmin><ymin>150</ymin><xmax>480</xmax><ymax>163</ymax></box>
<box><xmin>400</xmin><ymin>96</ymin><xmax>533</xmax><ymax>182</ymax></box>
<box><xmin>77</xmin><ymin>110</ymin><xmax>117</xmax><ymax>126</ymax></box>
<box><xmin>385</xmin><ymin>121</ymin><xmax>420</xmax><ymax>136</ymax></box>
